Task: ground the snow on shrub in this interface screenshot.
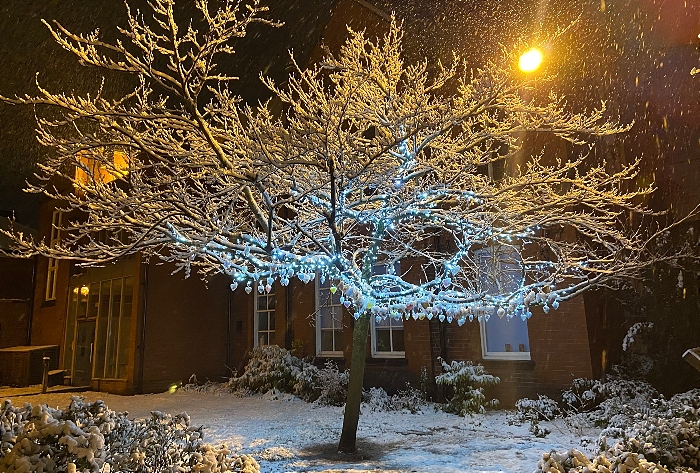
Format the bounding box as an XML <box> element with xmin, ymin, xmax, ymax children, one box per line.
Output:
<box><xmin>313</xmin><ymin>359</ymin><xmax>350</xmax><ymax>407</ymax></box>
<box><xmin>513</xmin><ymin>395</ymin><xmax>560</xmax><ymax>437</ymax></box>
<box><xmin>562</xmin><ymin>377</ymin><xmax>657</xmax><ymax>414</ymax></box>
<box><xmin>0</xmin><ymin>397</ymin><xmax>259</xmax><ymax>473</ymax></box>
<box><xmin>666</xmin><ymin>389</ymin><xmax>700</xmax><ymax>422</ymax></box>
<box><xmin>435</xmin><ymin>357</ymin><xmax>499</xmax><ymax>416</ymax></box>
<box><xmin>515</xmin><ymin>395</ymin><xmax>560</xmax><ymax>421</ymax></box>
<box><xmin>534</xmin><ymin>447</ymin><xmax>669</xmax><ymax>473</ymax></box>
<box><xmin>533</xmin><ymin>389</ymin><xmax>700</xmax><ymax>472</ymax></box>
<box><xmin>229</xmin><ymin>345</ymin><xmax>348</xmax><ymax>406</ymax></box>
<box><xmin>620</xmin><ymin>415</ymin><xmax>700</xmax><ymax>470</ymax></box>
<box><xmin>362</xmin><ymin>384</ymin><xmax>426</xmax><ymax>414</ymax></box>
<box><xmin>515</xmin><ymin>372</ymin><xmax>663</xmax><ymax>445</ymax></box>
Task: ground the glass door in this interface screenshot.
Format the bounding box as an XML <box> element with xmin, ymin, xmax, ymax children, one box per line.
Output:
<box><xmin>72</xmin><ymin>319</ymin><xmax>95</xmax><ymax>386</ymax></box>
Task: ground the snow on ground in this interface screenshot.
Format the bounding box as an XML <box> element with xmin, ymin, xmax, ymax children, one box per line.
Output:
<box><xmin>2</xmin><ymin>390</ymin><xmax>596</xmax><ymax>473</ymax></box>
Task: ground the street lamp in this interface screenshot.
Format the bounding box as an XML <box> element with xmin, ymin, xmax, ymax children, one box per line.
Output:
<box><xmin>519</xmin><ymin>48</ymin><xmax>543</xmax><ymax>73</ymax></box>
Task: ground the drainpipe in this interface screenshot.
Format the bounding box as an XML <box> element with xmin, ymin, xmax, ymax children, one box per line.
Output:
<box><xmin>226</xmin><ymin>287</ymin><xmax>232</xmax><ymax>370</ymax></box>
<box><xmin>26</xmin><ymin>256</ymin><xmax>37</xmax><ymax>345</ymax></box>
<box><xmin>137</xmin><ymin>262</ymin><xmax>148</xmax><ymax>393</ymax></box>
<box><xmin>26</xmin><ymin>255</ymin><xmax>38</xmax><ymax>345</ymax></box>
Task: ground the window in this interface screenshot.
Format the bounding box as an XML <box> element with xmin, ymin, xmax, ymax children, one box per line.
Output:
<box><xmin>254</xmin><ymin>287</ymin><xmax>276</xmax><ymax>347</ymax></box>
<box><xmin>64</xmin><ymin>276</ymin><xmax>134</xmax><ymax>380</ymax></box>
<box><xmin>63</xmin><ymin>284</ymin><xmax>88</xmax><ymax>372</ymax></box>
<box><xmin>476</xmin><ymin>247</ymin><xmax>530</xmax><ymax>360</ymax></box>
<box><xmin>370</xmin><ymin>263</ymin><xmax>405</xmax><ymax>358</ymax></box>
<box><xmin>316</xmin><ymin>277</ymin><xmax>344</xmax><ymax>356</ymax></box>
<box><xmin>74</xmin><ymin>149</ymin><xmax>129</xmax><ymax>187</ymax></box>
<box><xmin>45</xmin><ymin>210</ymin><xmax>63</xmax><ymax>301</ymax></box>
<box><xmin>371</xmin><ymin>315</ymin><xmax>405</xmax><ymax>357</ymax></box>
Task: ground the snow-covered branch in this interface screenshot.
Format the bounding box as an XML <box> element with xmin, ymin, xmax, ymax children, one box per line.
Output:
<box><xmin>1</xmin><ymin>8</ymin><xmax>693</xmax><ymax>326</ymax></box>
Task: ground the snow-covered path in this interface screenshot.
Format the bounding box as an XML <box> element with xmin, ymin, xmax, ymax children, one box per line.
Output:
<box><xmin>3</xmin><ymin>390</ymin><xmax>590</xmax><ymax>473</ymax></box>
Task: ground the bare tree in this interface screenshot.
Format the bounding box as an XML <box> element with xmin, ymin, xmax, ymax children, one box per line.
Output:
<box><xmin>2</xmin><ymin>0</ymin><xmax>694</xmax><ymax>454</ymax></box>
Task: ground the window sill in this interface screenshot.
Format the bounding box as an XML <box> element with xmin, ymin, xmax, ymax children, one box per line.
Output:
<box><xmin>366</xmin><ymin>357</ymin><xmax>408</xmax><ymax>366</ymax></box>
<box><xmin>40</xmin><ymin>299</ymin><xmax>57</xmax><ymax>308</ymax></box>
<box><xmin>316</xmin><ymin>353</ymin><xmax>344</xmax><ymax>358</ymax></box>
<box><xmin>482</xmin><ymin>353</ymin><xmax>531</xmax><ymax>362</ymax></box>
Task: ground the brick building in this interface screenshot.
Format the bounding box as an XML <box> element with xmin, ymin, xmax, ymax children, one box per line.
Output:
<box><xmin>17</xmin><ymin>0</ymin><xmax>617</xmax><ymax>406</ymax></box>
<box><xmin>9</xmin><ymin>0</ymin><xmax>699</xmax><ymax>403</ymax></box>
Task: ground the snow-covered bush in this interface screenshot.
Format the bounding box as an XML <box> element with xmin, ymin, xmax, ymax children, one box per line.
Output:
<box><xmin>621</xmin><ymin>416</ymin><xmax>700</xmax><ymax>470</ymax></box>
<box><xmin>362</xmin><ymin>387</ymin><xmax>393</xmax><ymax>413</ymax></box>
<box><xmin>666</xmin><ymin>389</ymin><xmax>700</xmax><ymax>422</ymax></box>
<box><xmin>514</xmin><ymin>395</ymin><xmax>560</xmax><ymax>437</ymax></box>
<box><xmin>534</xmin><ymin>447</ymin><xmax>669</xmax><ymax>473</ymax></box>
<box><xmin>362</xmin><ymin>384</ymin><xmax>426</xmax><ymax>414</ymax></box>
<box><xmin>536</xmin><ymin>414</ymin><xmax>700</xmax><ymax>473</ymax></box>
<box><xmin>229</xmin><ymin>346</ymin><xmax>348</xmax><ymax>406</ymax></box>
<box><xmin>561</xmin><ymin>378</ymin><xmax>607</xmax><ymax>412</ymax></box>
<box><xmin>435</xmin><ymin>358</ymin><xmax>499</xmax><ymax>416</ymax></box>
<box><xmin>622</xmin><ymin>322</ymin><xmax>654</xmax><ymax>353</ymax></box>
<box><xmin>314</xmin><ymin>359</ymin><xmax>350</xmax><ymax>407</ymax></box>
<box><xmin>392</xmin><ymin>383</ymin><xmax>427</xmax><ymax>414</ymax></box>
<box><xmin>0</xmin><ymin>397</ymin><xmax>259</xmax><ymax>473</ymax></box>
<box><xmin>561</xmin><ymin>377</ymin><xmax>658</xmax><ymax>429</ymax></box>
<box><xmin>228</xmin><ymin>345</ymin><xmax>308</xmax><ymax>395</ymax></box>
<box><xmin>516</xmin><ymin>395</ymin><xmax>560</xmax><ymax>421</ymax></box>
<box><xmin>533</xmin><ymin>388</ymin><xmax>700</xmax><ymax>473</ymax></box>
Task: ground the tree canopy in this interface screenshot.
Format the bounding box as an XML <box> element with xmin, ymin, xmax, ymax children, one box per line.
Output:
<box><xmin>1</xmin><ymin>0</ymin><xmax>696</xmax><ymax>453</ymax></box>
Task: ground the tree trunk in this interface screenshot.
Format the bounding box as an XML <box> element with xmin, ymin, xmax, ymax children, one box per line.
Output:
<box><xmin>337</xmin><ymin>311</ymin><xmax>370</xmax><ymax>453</ymax></box>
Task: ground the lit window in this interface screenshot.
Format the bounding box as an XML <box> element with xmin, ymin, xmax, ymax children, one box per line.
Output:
<box><xmin>370</xmin><ymin>263</ymin><xmax>405</xmax><ymax>358</ymax></box>
<box><xmin>74</xmin><ymin>149</ymin><xmax>129</xmax><ymax>187</ymax></box>
<box><xmin>254</xmin><ymin>287</ymin><xmax>276</xmax><ymax>347</ymax></box>
<box><xmin>64</xmin><ymin>276</ymin><xmax>133</xmax><ymax>381</ymax></box>
<box><xmin>45</xmin><ymin>209</ymin><xmax>63</xmax><ymax>301</ymax></box>
<box><xmin>316</xmin><ymin>277</ymin><xmax>343</xmax><ymax>356</ymax></box>
<box><xmin>475</xmin><ymin>247</ymin><xmax>530</xmax><ymax>360</ymax></box>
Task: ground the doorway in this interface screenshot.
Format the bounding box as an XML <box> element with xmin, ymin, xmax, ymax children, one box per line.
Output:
<box><xmin>72</xmin><ymin>319</ymin><xmax>95</xmax><ymax>385</ymax></box>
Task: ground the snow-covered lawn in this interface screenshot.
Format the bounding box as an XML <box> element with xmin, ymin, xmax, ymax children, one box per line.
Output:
<box><xmin>3</xmin><ymin>390</ymin><xmax>595</xmax><ymax>473</ymax></box>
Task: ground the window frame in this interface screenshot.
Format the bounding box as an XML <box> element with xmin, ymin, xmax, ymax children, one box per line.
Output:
<box><xmin>65</xmin><ymin>275</ymin><xmax>134</xmax><ymax>381</ymax></box>
<box><xmin>254</xmin><ymin>286</ymin><xmax>276</xmax><ymax>348</ymax></box>
<box><xmin>45</xmin><ymin>209</ymin><xmax>63</xmax><ymax>301</ymax></box>
<box><xmin>479</xmin><ymin>316</ymin><xmax>531</xmax><ymax>361</ymax></box>
<box><xmin>475</xmin><ymin>247</ymin><xmax>531</xmax><ymax>361</ymax></box>
<box><xmin>370</xmin><ymin>313</ymin><xmax>405</xmax><ymax>358</ymax></box>
<box><xmin>369</xmin><ymin>262</ymin><xmax>405</xmax><ymax>359</ymax></box>
<box><xmin>315</xmin><ymin>276</ymin><xmax>344</xmax><ymax>357</ymax></box>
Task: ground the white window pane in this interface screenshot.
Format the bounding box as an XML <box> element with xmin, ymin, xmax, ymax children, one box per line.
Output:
<box><xmin>484</xmin><ymin>315</ymin><xmax>529</xmax><ymax>353</ymax></box>
<box><xmin>316</xmin><ymin>276</ymin><xmax>343</xmax><ymax>354</ymax></box>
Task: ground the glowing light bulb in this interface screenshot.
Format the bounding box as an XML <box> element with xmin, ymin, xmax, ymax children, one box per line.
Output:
<box><xmin>519</xmin><ymin>48</ymin><xmax>543</xmax><ymax>73</ymax></box>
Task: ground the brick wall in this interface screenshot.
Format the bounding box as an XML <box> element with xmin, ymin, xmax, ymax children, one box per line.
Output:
<box><xmin>528</xmin><ymin>296</ymin><xmax>595</xmax><ymax>398</ymax></box>
<box><xmin>141</xmin><ymin>263</ymin><xmax>230</xmax><ymax>393</ymax></box>
<box><xmin>0</xmin><ymin>301</ymin><xmax>30</xmax><ymax>348</ymax></box>
<box><xmin>226</xmin><ymin>268</ymin><xmax>597</xmax><ymax>405</ymax></box>
<box><xmin>0</xmin><ymin>254</ymin><xmax>34</xmax><ymax>348</ymax></box>
<box><xmin>30</xmin><ymin>200</ymin><xmax>70</xmax><ymax>349</ymax></box>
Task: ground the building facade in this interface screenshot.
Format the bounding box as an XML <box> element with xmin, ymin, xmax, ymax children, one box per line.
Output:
<box><xmin>17</xmin><ymin>0</ymin><xmax>694</xmax><ymax>403</ymax></box>
<box><xmin>26</xmin><ymin>195</ymin><xmax>606</xmax><ymax>406</ymax></box>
